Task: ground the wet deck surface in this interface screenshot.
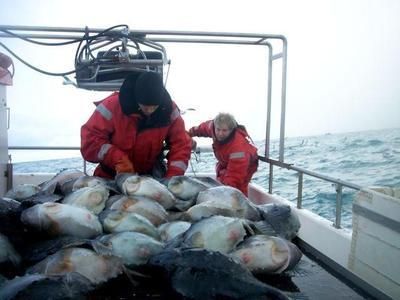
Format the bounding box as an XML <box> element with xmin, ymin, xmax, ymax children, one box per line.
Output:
<box><xmin>87</xmin><ymin>251</ymin><xmax>372</xmax><ymax>300</ymax></box>
<box><xmin>256</xmin><ymin>254</ymin><xmax>370</xmax><ymax>300</ymax></box>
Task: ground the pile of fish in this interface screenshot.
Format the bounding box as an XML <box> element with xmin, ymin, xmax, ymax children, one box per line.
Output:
<box><xmin>0</xmin><ymin>169</ymin><xmax>302</xmax><ymax>299</ymax></box>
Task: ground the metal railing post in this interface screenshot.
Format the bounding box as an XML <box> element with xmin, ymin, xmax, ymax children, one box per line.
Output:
<box><xmin>334</xmin><ymin>183</ymin><xmax>343</xmax><ymax>228</ymax></box>
<box><xmin>6</xmin><ymin>154</ymin><xmax>13</xmax><ymax>191</ymax></box>
<box><xmin>268</xmin><ymin>163</ymin><xmax>273</xmax><ymax>194</ymax></box>
<box><xmin>259</xmin><ymin>157</ymin><xmax>361</xmax><ymax>227</ymax></box>
<box><xmin>297</xmin><ymin>172</ymin><xmax>303</xmax><ymax>208</ymax></box>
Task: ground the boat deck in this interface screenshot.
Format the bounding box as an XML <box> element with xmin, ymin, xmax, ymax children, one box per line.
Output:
<box><xmin>265</xmin><ymin>250</ymin><xmax>371</xmax><ymax>300</ymax></box>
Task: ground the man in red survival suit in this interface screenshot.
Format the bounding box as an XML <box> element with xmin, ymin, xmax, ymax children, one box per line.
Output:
<box><xmin>188</xmin><ymin>113</ymin><xmax>258</xmax><ymax>196</ymax></box>
<box><xmin>81</xmin><ymin>71</ymin><xmax>192</xmax><ymax>179</ymax></box>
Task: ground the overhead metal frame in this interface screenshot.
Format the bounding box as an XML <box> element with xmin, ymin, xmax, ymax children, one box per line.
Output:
<box><xmin>0</xmin><ymin>24</ymin><xmax>288</xmax><ymax>162</ymax></box>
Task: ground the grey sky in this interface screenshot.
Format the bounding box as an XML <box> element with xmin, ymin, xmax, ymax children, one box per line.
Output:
<box><xmin>1</xmin><ymin>0</ymin><xmax>399</xmax><ymax>160</ymax></box>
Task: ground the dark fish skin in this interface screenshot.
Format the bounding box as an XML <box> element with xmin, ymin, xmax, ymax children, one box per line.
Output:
<box><xmin>148</xmin><ymin>248</ymin><xmax>289</xmax><ymax>300</ymax></box>
<box><xmin>23</xmin><ymin>236</ymin><xmax>89</xmax><ymax>264</ymax></box>
<box><xmin>0</xmin><ymin>198</ymin><xmax>29</xmax><ymax>260</ymax></box>
<box><xmin>0</xmin><ymin>273</ymin><xmax>93</xmax><ymax>300</ymax></box>
<box><xmin>193</xmin><ymin>176</ymin><xmax>222</xmax><ymax>187</ymax></box>
<box><xmin>0</xmin><ymin>233</ymin><xmax>22</xmax><ymax>279</ymax></box>
<box><xmin>0</xmin><ymin>198</ymin><xmax>23</xmax><ymax>237</ymax></box>
<box><xmin>0</xmin><ymin>197</ymin><xmax>21</xmax><ymax>212</ymax></box>
<box><xmin>19</xmin><ymin>193</ymin><xmax>63</xmax><ymax>210</ymax></box>
<box><xmin>60</xmin><ymin>175</ymin><xmax>115</xmax><ymax>196</ymax></box>
<box><xmin>256</xmin><ymin>204</ymin><xmax>301</xmax><ymax>240</ymax></box>
<box><xmin>39</xmin><ymin>169</ymin><xmax>85</xmax><ymax>194</ymax></box>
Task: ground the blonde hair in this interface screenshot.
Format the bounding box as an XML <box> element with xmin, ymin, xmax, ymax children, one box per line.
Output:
<box><xmin>214</xmin><ymin>113</ymin><xmax>238</xmax><ymax>130</ymax></box>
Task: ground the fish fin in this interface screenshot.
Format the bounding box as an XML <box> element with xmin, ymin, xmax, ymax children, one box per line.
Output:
<box><xmin>252</xmin><ymin>221</ymin><xmax>278</xmax><ymax>236</ymax></box>
<box><xmin>241</xmin><ymin>220</ymin><xmax>256</xmax><ymax>236</ymax></box>
<box><xmin>21</xmin><ymin>193</ymin><xmax>63</xmax><ymax>208</ymax></box>
<box><xmin>123</xmin><ymin>265</ymin><xmax>151</xmax><ymax>279</ymax></box>
<box><xmin>104</xmin><ymin>180</ymin><xmax>121</xmax><ymax>194</ymax></box>
<box><xmin>8</xmin><ymin>251</ymin><xmax>21</xmax><ymax>266</ymax></box>
<box><xmin>167</xmin><ymin>211</ymin><xmax>188</xmax><ymax>222</ymax></box>
<box><xmin>193</xmin><ymin>176</ymin><xmax>221</xmax><ymax>187</ymax></box>
<box><xmin>164</xmin><ymin>232</ymin><xmax>185</xmax><ymax>250</ymax></box>
<box><xmin>91</xmin><ymin>240</ymin><xmax>113</xmax><ymax>256</ymax></box>
<box><xmin>39</xmin><ymin>180</ymin><xmax>58</xmax><ymax>194</ymax></box>
<box><xmin>121</xmin><ymin>265</ymin><xmax>139</xmax><ymax>286</ymax></box>
<box><xmin>174</xmin><ymin>198</ymin><xmax>196</xmax><ymax>212</ymax></box>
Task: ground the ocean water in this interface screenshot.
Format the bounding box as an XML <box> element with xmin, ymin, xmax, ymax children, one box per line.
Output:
<box><xmin>12</xmin><ymin>128</ymin><xmax>400</xmax><ymax>229</ymax></box>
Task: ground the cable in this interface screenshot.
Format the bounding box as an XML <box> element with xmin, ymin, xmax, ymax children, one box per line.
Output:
<box><xmin>0</xmin><ymin>25</ymin><xmax>129</xmax><ymax>77</ymax></box>
<box><xmin>74</xmin><ymin>25</ymin><xmax>130</xmax><ymax>67</ymax></box>
<box><xmin>74</xmin><ymin>28</ymin><xmax>90</xmax><ymax>66</ymax></box>
<box><xmin>0</xmin><ymin>25</ymin><xmax>166</xmax><ymax>79</ymax></box>
<box><xmin>0</xmin><ymin>41</ymin><xmax>97</xmax><ymax>76</ymax></box>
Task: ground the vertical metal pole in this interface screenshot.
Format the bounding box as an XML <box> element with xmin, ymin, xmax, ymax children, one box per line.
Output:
<box><xmin>334</xmin><ymin>183</ymin><xmax>343</xmax><ymax>228</ymax></box>
<box><xmin>0</xmin><ymin>84</ymin><xmax>9</xmax><ymax>196</ymax></box>
<box><xmin>279</xmin><ymin>37</ymin><xmax>288</xmax><ymax>162</ymax></box>
<box><xmin>6</xmin><ymin>154</ymin><xmax>13</xmax><ymax>191</ymax></box>
<box><xmin>297</xmin><ymin>172</ymin><xmax>303</xmax><ymax>209</ymax></box>
<box><xmin>264</xmin><ymin>43</ymin><xmax>273</xmax><ymax>159</ymax></box>
<box><xmin>268</xmin><ymin>163</ymin><xmax>273</xmax><ymax>194</ymax></box>
<box><xmin>83</xmin><ymin>160</ymin><xmax>87</xmax><ymax>175</ymax></box>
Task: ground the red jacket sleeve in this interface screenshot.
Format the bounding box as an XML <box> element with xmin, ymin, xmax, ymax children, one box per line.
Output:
<box><xmin>164</xmin><ymin>108</ymin><xmax>192</xmax><ymax>177</ymax></box>
<box><xmin>189</xmin><ymin>120</ymin><xmax>214</xmax><ymax>137</ymax></box>
<box><xmin>80</xmin><ymin>95</ymin><xmax>127</xmax><ymax>169</ymax></box>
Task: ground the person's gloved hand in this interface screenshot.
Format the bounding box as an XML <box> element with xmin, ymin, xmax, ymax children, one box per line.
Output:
<box><xmin>115</xmin><ymin>157</ymin><xmax>135</xmax><ymax>174</ymax></box>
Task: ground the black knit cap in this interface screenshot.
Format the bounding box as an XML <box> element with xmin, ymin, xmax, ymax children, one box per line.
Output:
<box><xmin>119</xmin><ymin>72</ymin><xmax>141</xmax><ymax>115</ymax></box>
<box><xmin>135</xmin><ymin>72</ymin><xmax>166</xmax><ymax>106</ymax></box>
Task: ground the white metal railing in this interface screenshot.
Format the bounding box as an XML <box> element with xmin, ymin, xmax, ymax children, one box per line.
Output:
<box><xmin>7</xmin><ymin>146</ymin><xmax>87</xmax><ymax>189</ymax></box>
<box><xmin>260</xmin><ymin>156</ymin><xmax>361</xmax><ymax>228</ymax></box>
<box><xmin>8</xmin><ymin>145</ymin><xmax>362</xmax><ymax>229</ymax></box>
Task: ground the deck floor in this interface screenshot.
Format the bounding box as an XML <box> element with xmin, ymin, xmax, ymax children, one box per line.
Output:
<box><xmin>257</xmin><ymin>254</ymin><xmax>371</xmax><ymax>300</ymax></box>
